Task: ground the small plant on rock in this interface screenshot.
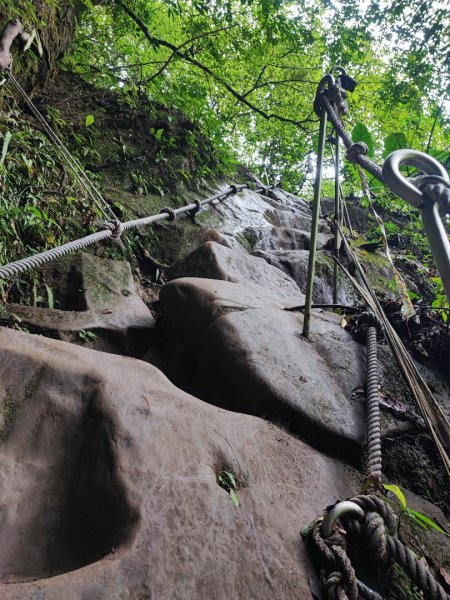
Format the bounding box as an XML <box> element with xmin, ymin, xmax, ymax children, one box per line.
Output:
<box><xmin>217</xmin><ymin>470</ymin><xmax>239</xmax><ymax>508</ymax></box>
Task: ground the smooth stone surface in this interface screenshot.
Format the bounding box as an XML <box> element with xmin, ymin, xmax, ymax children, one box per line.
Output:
<box><xmin>4</xmin><ymin>253</ymin><xmax>155</xmax><ymax>356</ymax></box>
<box><xmin>246</xmin><ymin>226</ymin><xmax>333</xmax><ymax>252</ymax></box>
<box><xmin>0</xmin><ymin>327</ymin><xmax>360</xmax><ymax>599</ymax></box>
<box><xmin>253</xmin><ymin>248</ymin><xmax>359</xmax><ymax>304</ymax></box>
<box><xmin>169</xmin><ymin>241</ymin><xmax>304</xmax><ymax>300</ymax></box>
<box><xmin>159</xmin><ymin>277</ymin><xmax>367</xmax><ymax>460</ymax></box>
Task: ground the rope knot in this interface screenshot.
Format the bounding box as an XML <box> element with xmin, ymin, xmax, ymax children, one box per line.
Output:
<box><xmin>357</xmin><ymin>312</ymin><xmax>384</xmax><ymax>340</ymax></box>
<box><xmin>160</xmin><ymin>206</ymin><xmax>176</xmax><ymax>221</ymax></box>
<box><xmin>99</xmin><ymin>219</ymin><xmax>124</xmax><ymax>239</ymax></box>
<box><xmin>346</xmin><ymin>142</ymin><xmax>369</xmax><ymax>163</ymax></box>
<box><xmin>364</xmin><ymin>511</ymin><xmax>388</xmax><ymax>565</ymax></box>
<box><xmin>188</xmin><ymin>199</ymin><xmax>202</xmax><ymax>217</ymax></box>
<box><xmin>332</xmin><ymin>83</ymin><xmax>349</xmax><ymax>116</ymax></box>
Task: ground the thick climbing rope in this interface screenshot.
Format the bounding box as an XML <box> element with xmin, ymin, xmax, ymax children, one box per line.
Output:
<box><xmin>305</xmin><ymin>68</ymin><xmax>450</xmax><ymax>600</ymax></box>
<box><xmin>357</xmin><ymin>312</ymin><xmax>384</xmax><ymax>485</ymax></box>
<box><xmin>309</xmin><ymin>494</ymin><xmax>450</xmax><ymax>600</ymax></box>
<box><xmin>336</xmin><ymin>222</ymin><xmax>450</xmax><ymax>477</ymax></box>
<box><xmin>0</xmin><ymin>183</ymin><xmax>271</xmax><ymax>280</ymax></box>
<box><xmin>317</xmin><ymin>92</ymin><xmax>384</xmax><ymax>184</ymax></box>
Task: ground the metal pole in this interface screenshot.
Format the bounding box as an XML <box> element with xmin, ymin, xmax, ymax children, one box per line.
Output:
<box><xmin>333</xmin><ymin>134</ymin><xmax>340</xmax><ymax>304</ymax></box>
<box><xmin>303</xmin><ymin>110</ymin><xmax>327</xmax><ymax>337</ymax></box>
<box><xmin>421</xmin><ymin>199</ymin><xmax>450</xmax><ymax>303</ymax></box>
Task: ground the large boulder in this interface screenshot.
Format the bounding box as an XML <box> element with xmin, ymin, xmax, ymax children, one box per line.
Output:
<box><xmin>4</xmin><ymin>253</ymin><xmax>155</xmax><ymax>356</ymax></box>
<box><xmin>157</xmin><ymin>277</ymin><xmax>419</xmax><ymax>463</ymax></box>
<box><xmin>0</xmin><ymin>327</ymin><xmax>361</xmax><ymax>598</ymax></box>
<box><xmin>169</xmin><ymin>241</ymin><xmax>304</xmax><ymax>301</ymax></box>
<box><xmin>253</xmin><ymin>248</ymin><xmax>359</xmax><ymax>305</ymax></box>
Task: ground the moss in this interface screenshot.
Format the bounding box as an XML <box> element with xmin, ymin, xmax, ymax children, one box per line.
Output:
<box><xmin>264</xmin><ymin>210</ymin><xmax>279</xmax><ymax>226</ymax></box>
<box><xmin>0</xmin><ymin>370</ymin><xmax>42</xmax><ymax>443</ymax></box>
<box><xmin>0</xmin><ymin>394</ymin><xmax>17</xmax><ymax>443</ymax></box>
<box><xmin>236</xmin><ymin>229</ymin><xmax>257</xmax><ymax>252</ymax></box>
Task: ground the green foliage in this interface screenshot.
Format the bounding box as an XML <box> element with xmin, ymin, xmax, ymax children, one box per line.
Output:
<box><xmin>217</xmin><ymin>470</ymin><xmax>240</xmax><ymax>507</ymax></box>
<box><xmin>78</xmin><ymin>329</ymin><xmax>97</xmax><ymax>342</ymax></box>
<box><xmin>431</xmin><ymin>278</ymin><xmax>450</xmax><ymax>323</ymax></box>
<box><xmin>0</xmin><ymin>108</ymin><xmax>93</xmax><ymax>272</ymax></box>
<box><xmin>382</xmin><ymin>483</ymin><xmax>449</xmax><ymax>536</ymax></box>
<box><xmin>64</xmin><ymin>0</ymin><xmax>449</xmax><ymax>193</ymax></box>
<box><xmin>352</xmin><ymin>123</ymin><xmax>375</xmax><ymax>158</ymax></box>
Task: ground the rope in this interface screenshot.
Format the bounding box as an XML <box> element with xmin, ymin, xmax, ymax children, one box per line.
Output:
<box><xmin>0</xmin><ymin>183</ymin><xmax>254</xmax><ymax>280</ymax></box>
<box><xmin>318</xmin><ymin>93</ymin><xmax>384</xmax><ymax>183</ymax></box>
<box><xmin>6</xmin><ymin>70</ymin><xmax>116</xmax><ymax>221</ymax></box>
<box><xmin>311</xmin><ymin>495</ymin><xmax>450</xmax><ymax>600</ymax></box>
<box><xmin>358</xmin><ymin>312</ymin><xmax>384</xmax><ymax>485</ymax></box>
<box><xmin>335</xmin><ymin>222</ymin><xmax>450</xmax><ymax>478</ymax></box>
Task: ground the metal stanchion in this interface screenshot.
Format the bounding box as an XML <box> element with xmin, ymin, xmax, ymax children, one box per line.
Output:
<box><xmin>303</xmin><ymin>106</ymin><xmax>328</xmax><ymax>337</ymax></box>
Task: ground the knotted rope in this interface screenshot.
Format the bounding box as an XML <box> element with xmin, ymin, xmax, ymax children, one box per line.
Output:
<box><xmin>309</xmin><ymin>494</ymin><xmax>449</xmax><ymax>600</ymax></box>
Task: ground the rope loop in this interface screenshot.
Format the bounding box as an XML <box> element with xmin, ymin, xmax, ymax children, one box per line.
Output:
<box><xmin>188</xmin><ymin>199</ymin><xmax>202</xmax><ymax>217</ymax></box>
<box><xmin>346</xmin><ymin>142</ymin><xmax>369</xmax><ymax>163</ymax></box>
<box><xmin>160</xmin><ymin>206</ymin><xmax>176</xmax><ymax>221</ymax></box>
<box><xmin>99</xmin><ymin>219</ymin><xmax>124</xmax><ymax>239</ymax></box>
<box><xmin>357</xmin><ymin>311</ymin><xmax>384</xmax><ymax>340</ymax></box>
<box><xmin>332</xmin><ymin>82</ymin><xmax>349</xmax><ymax>116</ymax></box>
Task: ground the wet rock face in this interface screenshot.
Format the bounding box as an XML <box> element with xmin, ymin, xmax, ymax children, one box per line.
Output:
<box><xmin>169</xmin><ymin>240</ymin><xmax>304</xmax><ymax>301</ymax></box>
<box><xmin>157</xmin><ymin>276</ymin><xmax>415</xmax><ymax>463</ymax></box>
<box><xmin>0</xmin><ymin>327</ymin><xmax>360</xmax><ymax>598</ymax></box>
<box><xmin>5</xmin><ymin>253</ymin><xmax>155</xmax><ymax>356</ymax></box>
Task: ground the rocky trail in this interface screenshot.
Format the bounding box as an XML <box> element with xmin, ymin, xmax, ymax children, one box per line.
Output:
<box><xmin>0</xmin><ymin>184</ymin><xmax>449</xmax><ymax>599</ymax></box>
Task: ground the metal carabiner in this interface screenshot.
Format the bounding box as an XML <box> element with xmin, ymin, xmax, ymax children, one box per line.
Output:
<box><xmin>321</xmin><ymin>501</ymin><xmax>364</xmax><ymax>538</ymax></box>
<box><xmin>382</xmin><ymin>149</ymin><xmax>450</xmax><ymax>302</ymax></box>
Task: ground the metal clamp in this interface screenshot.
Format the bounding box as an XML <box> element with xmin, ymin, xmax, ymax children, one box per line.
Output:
<box><xmin>382</xmin><ymin>149</ymin><xmax>448</xmax><ymax>209</ymax></box>
<box><xmin>321</xmin><ymin>501</ymin><xmax>364</xmax><ymax>538</ymax></box>
<box><xmin>382</xmin><ymin>149</ymin><xmax>450</xmax><ymax>302</ymax></box>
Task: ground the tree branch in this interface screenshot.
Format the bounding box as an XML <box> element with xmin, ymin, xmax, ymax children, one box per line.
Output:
<box><xmin>145</xmin><ymin>24</ymin><xmax>237</xmax><ymax>85</ymax></box>
<box><xmin>114</xmin><ymin>0</ymin><xmax>312</xmax><ymax>130</ymax></box>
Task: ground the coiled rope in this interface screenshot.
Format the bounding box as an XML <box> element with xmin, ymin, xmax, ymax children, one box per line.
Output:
<box><xmin>305</xmin><ymin>68</ymin><xmax>450</xmax><ymax>600</ymax></box>
<box><xmin>309</xmin><ymin>494</ymin><xmax>450</xmax><ymax>600</ymax></box>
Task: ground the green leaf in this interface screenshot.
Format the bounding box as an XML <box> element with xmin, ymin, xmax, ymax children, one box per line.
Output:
<box><xmin>405</xmin><ymin>508</ymin><xmax>449</xmax><ymax>535</ymax></box>
<box><xmin>45</xmin><ymin>285</ymin><xmax>54</xmax><ymax>310</ymax></box>
<box><xmin>85</xmin><ymin>114</ymin><xmax>95</xmax><ymax>127</ymax></box>
<box><xmin>382</xmin><ymin>483</ymin><xmax>407</xmax><ymax>509</ymax></box>
<box><xmin>224</xmin><ymin>471</ymin><xmax>237</xmax><ymax>489</ymax></box>
<box><xmin>0</xmin><ymin>131</ymin><xmax>12</xmax><ymax>166</ymax></box>
<box><xmin>351</xmin><ymin>123</ymin><xmax>375</xmax><ymax>158</ymax></box>
<box><xmin>229</xmin><ymin>489</ymin><xmax>239</xmax><ymax>507</ymax></box>
<box><xmin>383</xmin><ymin>132</ymin><xmax>407</xmax><ymax>159</ymax></box>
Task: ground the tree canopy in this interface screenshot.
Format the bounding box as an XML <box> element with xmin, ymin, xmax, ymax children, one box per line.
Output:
<box><xmin>63</xmin><ymin>0</ymin><xmax>450</xmax><ymax>192</ymax></box>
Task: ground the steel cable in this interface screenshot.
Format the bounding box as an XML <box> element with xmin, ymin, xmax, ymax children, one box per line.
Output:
<box><xmin>6</xmin><ymin>70</ymin><xmax>116</xmax><ymax>221</ymax></box>
<box><xmin>319</xmin><ymin>94</ymin><xmax>384</xmax><ymax>183</ymax></box>
<box><xmin>0</xmin><ymin>183</ymin><xmax>258</xmax><ymax>280</ymax></box>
